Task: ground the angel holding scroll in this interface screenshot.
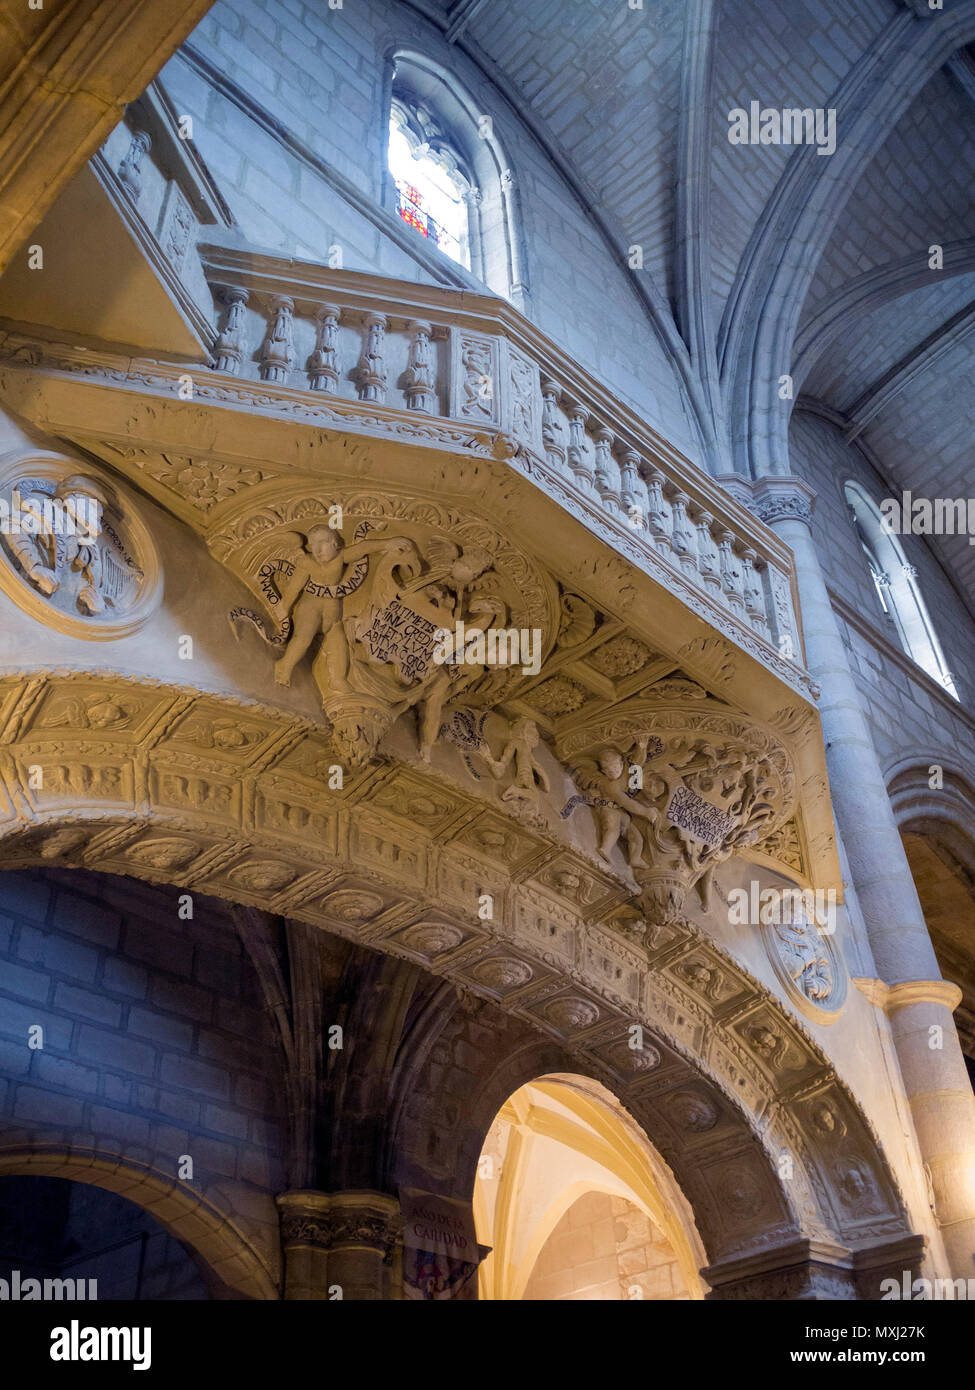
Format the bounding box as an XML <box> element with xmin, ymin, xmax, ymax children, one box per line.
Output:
<box><xmin>230</xmin><ymin>524</ymin><xmax>421</xmax><ymax>689</ymax></box>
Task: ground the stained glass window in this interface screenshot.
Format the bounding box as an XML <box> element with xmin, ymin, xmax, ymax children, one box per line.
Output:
<box><xmin>388</xmin><ymin>116</ymin><xmax>470</xmax><ymax>269</ymax></box>
<box><xmin>845</xmin><ymin>483</ymin><xmax>958</xmax><ymax>699</ymax></box>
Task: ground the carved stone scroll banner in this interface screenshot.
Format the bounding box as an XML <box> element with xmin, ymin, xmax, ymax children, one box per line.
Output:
<box><xmin>0</xmin><ymin>451</ymin><xmax>161</xmax><ymax>640</ymax></box>
<box><xmin>665</xmin><ymin>780</ymin><xmax>738</xmax><ymax>847</ymax></box>
<box><xmin>360</xmin><ymin>592</ymin><xmax>445</xmax><ymax>685</ymax></box>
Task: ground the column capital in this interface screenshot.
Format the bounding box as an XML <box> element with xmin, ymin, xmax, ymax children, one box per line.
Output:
<box><xmin>751</xmin><ymin>476</ymin><xmax>818</xmax><ymax>528</ymax></box>
<box><xmin>704</xmin><ymin>1236</ymin><xmax>855</xmax><ymax>1300</ymax></box>
<box><xmin>276</xmin><ymin>1189</ymin><xmax>401</xmax><ymax>1260</ymax></box>
<box><xmin>704</xmin><ymin>1233</ymin><xmax>926</xmax><ymax>1300</ymax></box>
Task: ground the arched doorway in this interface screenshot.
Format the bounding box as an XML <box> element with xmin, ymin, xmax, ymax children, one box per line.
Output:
<box><xmin>0</xmin><ymin>1174</ymin><xmax>212</xmax><ymax>1299</ymax></box>
<box><xmin>474</xmin><ymin>1075</ymin><xmax>705</xmax><ymax>1300</ymax></box>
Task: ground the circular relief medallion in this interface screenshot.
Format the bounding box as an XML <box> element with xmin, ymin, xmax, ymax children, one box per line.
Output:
<box><xmin>0</xmin><ymin>451</ymin><xmax>162</xmax><ymax>640</ymax></box>
<box><xmin>543</xmin><ymin>997</ymin><xmax>600</xmax><ymax>1032</ymax></box>
<box><xmin>472</xmin><ymin>958</ymin><xmax>532</xmax><ymax>992</ymax></box>
<box><xmin>666</xmin><ymin>1089</ymin><xmax>719</xmax><ymax>1134</ymax></box>
<box><xmin>760</xmin><ymin>894</ymin><xmax>848</xmax><ymax>1023</ymax></box>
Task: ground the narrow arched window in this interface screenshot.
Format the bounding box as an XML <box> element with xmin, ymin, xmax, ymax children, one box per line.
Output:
<box><xmin>845</xmin><ymin>482</ymin><xmax>958</xmax><ymax>699</ymax></box>
<box><xmin>388</xmin><ymin>99</ymin><xmax>471</xmax><ymax>269</ymax></box>
<box><xmin>385</xmin><ymin>53</ymin><xmax>529</xmax><ymax>309</ymax></box>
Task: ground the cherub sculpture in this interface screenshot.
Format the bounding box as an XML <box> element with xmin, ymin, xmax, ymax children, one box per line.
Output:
<box><xmin>231</xmin><ymin>525</ymin><xmax>420</xmax><ymax>689</ymax></box>
<box><xmin>572</xmin><ymin>744</ymin><xmax>659</xmax><ymax>867</ymax></box>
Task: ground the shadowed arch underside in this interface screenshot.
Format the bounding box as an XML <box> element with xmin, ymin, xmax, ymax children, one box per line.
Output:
<box><xmin>0</xmin><ymin>666</ymin><xmax>916</xmax><ymax>1287</ymax></box>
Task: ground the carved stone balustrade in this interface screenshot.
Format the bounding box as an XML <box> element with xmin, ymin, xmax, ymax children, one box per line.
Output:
<box><xmin>192</xmin><ymin>247</ymin><xmax>808</xmax><ymax>696</ymax></box>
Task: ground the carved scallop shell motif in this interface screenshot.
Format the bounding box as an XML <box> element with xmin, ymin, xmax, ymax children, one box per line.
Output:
<box><xmin>543</xmin><ymin>997</ymin><xmax>600</xmax><ymax>1032</ymax></box>
<box><xmin>401</xmin><ymin>922</ymin><xmax>464</xmax><ymax>956</ymax></box>
<box><xmin>320</xmin><ymin>889</ymin><xmax>385</xmax><ymax>923</ymax></box>
<box><xmin>472</xmin><ymin>958</ymin><xmax>532</xmax><ymax>991</ymax></box>
<box><xmin>124</xmin><ymin>837</ymin><xmax>199</xmax><ymax>870</ymax></box>
<box><xmin>230</xmin><ymin>861</ymin><xmax>298</xmax><ymax>893</ymax></box>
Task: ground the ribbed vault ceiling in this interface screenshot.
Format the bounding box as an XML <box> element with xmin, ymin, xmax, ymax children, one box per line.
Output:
<box><xmin>419</xmin><ymin>0</ymin><xmax>975</xmax><ymax>605</ymax></box>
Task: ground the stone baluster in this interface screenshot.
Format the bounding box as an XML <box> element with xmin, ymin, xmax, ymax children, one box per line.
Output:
<box><xmin>259</xmin><ymin>296</ymin><xmax>296</xmax><ymax>384</ymax></box>
<box><xmin>212</xmin><ymin>287</ymin><xmax>249</xmax><ymax>376</ymax></box>
<box><xmin>403</xmin><ymin>319</ymin><xmax>437</xmax><ymax>412</ymax></box>
<box><xmin>592</xmin><ymin>424</ymin><xmax>621</xmax><ymax>513</ymax></box>
<box><xmin>357</xmin><ymin>312</ymin><xmax>388</xmax><ymax>403</ymax></box>
<box><xmin>309</xmin><ymin>303</ymin><xmax>341</xmax><ymax>392</ymax></box>
<box><xmin>740</xmin><ymin>546</ymin><xmax>770</xmax><ymax>637</ymax></box>
<box><xmin>694</xmin><ymin>508</ymin><xmax>722</xmax><ymax>594</ymax></box>
<box><xmin>644</xmin><ymin>463</ymin><xmax>671</xmax><ymax>554</ymax></box>
<box><xmin>540</xmin><ymin>376</ymin><xmax>566</xmax><ymax>469</ymax></box>
<box><xmin>668</xmin><ymin>489</ymin><xmax>698</xmax><ymax>576</ymax></box>
<box><xmin>714</xmin><ymin>525</ymin><xmax>745</xmax><ymax>613</ymax></box>
<box><xmin>619</xmin><ymin>447</ymin><xmax>649</xmax><ymax>531</ymax></box>
<box><xmin>117</xmin><ymin>129</ymin><xmax>151</xmax><ymax>202</ymax></box>
<box><xmin>564</xmin><ymin>398</ymin><xmax>594</xmax><ymax>494</ymax></box>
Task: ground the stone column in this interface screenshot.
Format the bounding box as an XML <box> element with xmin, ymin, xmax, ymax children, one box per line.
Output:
<box><xmin>753</xmin><ymin>476</ymin><xmax>975</xmax><ymax>1278</ymax></box>
<box><xmin>276</xmin><ymin>1190</ymin><xmax>401</xmax><ymax>1300</ymax></box>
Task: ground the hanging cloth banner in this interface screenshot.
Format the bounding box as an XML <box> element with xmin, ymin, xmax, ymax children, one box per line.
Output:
<box><xmin>401</xmin><ymin>1188</ymin><xmax>481</xmax><ymax>1300</ymax></box>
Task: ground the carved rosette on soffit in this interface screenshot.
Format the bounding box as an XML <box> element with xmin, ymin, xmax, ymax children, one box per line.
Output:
<box><xmin>0</xmin><ymin>450</ymin><xmax>162</xmax><ymax>640</ymax></box>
